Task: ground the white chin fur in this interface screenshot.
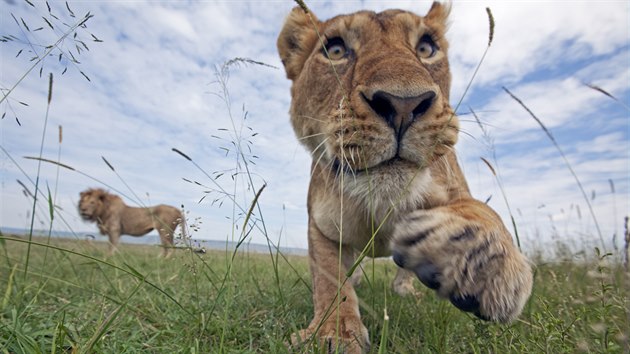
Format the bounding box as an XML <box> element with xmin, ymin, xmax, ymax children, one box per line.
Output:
<box><xmin>341</xmin><ymin>161</ymin><xmax>432</xmax><ymax>217</ymax></box>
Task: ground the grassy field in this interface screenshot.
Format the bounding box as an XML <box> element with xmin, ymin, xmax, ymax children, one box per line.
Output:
<box><xmin>1</xmin><ymin>234</ymin><xmax>628</xmax><ymax>353</ymax></box>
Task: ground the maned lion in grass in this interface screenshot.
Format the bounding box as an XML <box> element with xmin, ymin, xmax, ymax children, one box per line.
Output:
<box><xmin>78</xmin><ymin>188</ymin><xmax>185</xmax><ymax>257</ymax></box>
<box><xmin>277</xmin><ymin>2</ymin><xmax>533</xmax><ymax>352</ymax></box>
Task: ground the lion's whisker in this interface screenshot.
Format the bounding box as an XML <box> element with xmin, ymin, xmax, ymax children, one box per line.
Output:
<box><xmin>299</xmin><ymin>132</ymin><xmax>327</xmax><ymax>141</ymax></box>
<box><xmin>310</xmin><ymin>136</ymin><xmax>329</xmax><ymax>157</ymax></box>
<box><xmin>299</xmin><ymin>114</ymin><xmax>327</xmax><ymax>123</ymax></box>
<box><xmin>311</xmin><ymin>149</ymin><xmax>330</xmax><ymax>180</ymax></box>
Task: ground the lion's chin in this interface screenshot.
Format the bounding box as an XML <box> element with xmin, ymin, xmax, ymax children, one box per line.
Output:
<box><xmin>80</xmin><ymin>213</ymin><xmax>93</xmax><ymax>221</ymax></box>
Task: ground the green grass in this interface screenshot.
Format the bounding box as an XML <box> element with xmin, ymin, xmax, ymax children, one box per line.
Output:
<box><xmin>1</xmin><ymin>235</ymin><xmax>628</xmax><ymax>353</ymax></box>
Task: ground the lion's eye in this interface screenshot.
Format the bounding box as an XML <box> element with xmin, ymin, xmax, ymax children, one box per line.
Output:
<box><xmin>324</xmin><ymin>37</ymin><xmax>347</xmax><ymax>60</ymax></box>
<box><xmin>417</xmin><ymin>35</ymin><xmax>437</xmax><ymax>59</ymax></box>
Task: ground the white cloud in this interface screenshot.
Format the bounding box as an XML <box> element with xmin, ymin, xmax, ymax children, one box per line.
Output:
<box><xmin>447</xmin><ymin>1</ymin><xmax>628</xmax><ymax>91</ymax></box>
<box><xmin>149</xmin><ymin>6</ymin><xmax>197</xmax><ymax>41</ymax></box>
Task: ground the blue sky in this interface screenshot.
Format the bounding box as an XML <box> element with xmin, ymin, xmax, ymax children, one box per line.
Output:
<box><xmin>1</xmin><ymin>0</ymin><xmax>628</xmax><ymax>256</ymax></box>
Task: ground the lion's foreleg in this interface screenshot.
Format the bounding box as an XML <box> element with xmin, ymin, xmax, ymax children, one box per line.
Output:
<box><xmin>343</xmin><ymin>250</ymin><xmax>362</xmax><ymax>287</ymax></box>
<box><xmin>291</xmin><ymin>219</ymin><xmax>369</xmax><ymax>354</ymax></box>
<box><xmin>156</xmin><ymin>220</ymin><xmax>176</xmax><ymax>258</ymax></box>
<box><xmin>107</xmin><ymin>228</ymin><xmax>121</xmax><ymax>256</ymax></box>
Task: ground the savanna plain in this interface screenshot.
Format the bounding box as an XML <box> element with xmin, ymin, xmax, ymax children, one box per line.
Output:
<box><xmin>1</xmin><ymin>233</ymin><xmax>628</xmax><ymax>353</ymax></box>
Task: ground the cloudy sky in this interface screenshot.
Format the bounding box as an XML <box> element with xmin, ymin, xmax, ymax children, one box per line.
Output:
<box><xmin>1</xmin><ymin>0</ymin><xmax>628</xmax><ymax>256</ymax></box>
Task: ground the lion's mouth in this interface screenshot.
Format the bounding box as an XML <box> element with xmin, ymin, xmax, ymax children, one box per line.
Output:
<box><xmin>333</xmin><ymin>156</ymin><xmax>415</xmax><ymax>175</ymax></box>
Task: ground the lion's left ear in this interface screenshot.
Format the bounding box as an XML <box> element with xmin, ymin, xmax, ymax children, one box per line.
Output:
<box><xmin>425</xmin><ymin>2</ymin><xmax>451</xmax><ymax>25</ymax></box>
<box><xmin>277</xmin><ymin>6</ymin><xmax>320</xmax><ymax>81</ymax></box>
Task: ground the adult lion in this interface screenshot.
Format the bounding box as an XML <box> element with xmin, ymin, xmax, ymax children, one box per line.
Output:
<box><xmin>78</xmin><ymin>188</ymin><xmax>184</xmax><ymax>257</ymax></box>
<box><xmin>277</xmin><ymin>2</ymin><xmax>533</xmax><ymax>352</ymax></box>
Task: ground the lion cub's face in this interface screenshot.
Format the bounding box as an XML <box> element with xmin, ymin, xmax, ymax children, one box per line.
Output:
<box><xmin>278</xmin><ymin>3</ymin><xmax>458</xmax><ymax>177</ymax></box>
<box><xmin>78</xmin><ymin>189</ymin><xmax>103</xmax><ymax>220</ymax></box>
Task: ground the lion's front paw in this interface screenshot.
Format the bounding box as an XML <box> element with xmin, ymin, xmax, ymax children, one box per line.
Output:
<box><xmin>391</xmin><ymin>207</ymin><xmax>533</xmax><ymax>323</ymax></box>
<box><xmin>290</xmin><ymin>317</ymin><xmax>369</xmax><ymax>354</ymax></box>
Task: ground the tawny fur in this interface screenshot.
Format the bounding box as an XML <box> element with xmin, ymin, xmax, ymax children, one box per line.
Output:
<box><xmin>278</xmin><ymin>2</ymin><xmax>533</xmax><ymax>353</ymax></box>
<box><xmin>78</xmin><ymin>188</ymin><xmax>184</xmax><ymax>257</ymax></box>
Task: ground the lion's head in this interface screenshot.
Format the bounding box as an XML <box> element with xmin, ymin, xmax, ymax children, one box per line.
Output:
<box><xmin>78</xmin><ymin>188</ymin><xmax>116</xmax><ymax>221</ymax></box>
<box><xmin>277</xmin><ymin>2</ymin><xmax>457</xmax><ymax>178</ymax></box>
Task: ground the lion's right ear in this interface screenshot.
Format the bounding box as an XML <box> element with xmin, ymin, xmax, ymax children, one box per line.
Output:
<box><xmin>277</xmin><ymin>7</ymin><xmax>319</xmax><ymax>81</ymax></box>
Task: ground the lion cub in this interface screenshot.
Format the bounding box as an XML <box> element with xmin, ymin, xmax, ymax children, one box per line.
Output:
<box><xmin>277</xmin><ymin>2</ymin><xmax>533</xmax><ymax>352</ymax></box>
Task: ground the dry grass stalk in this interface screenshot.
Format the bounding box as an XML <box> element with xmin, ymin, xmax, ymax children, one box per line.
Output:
<box><xmin>486</xmin><ymin>7</ymin><xmax>495</xmax><ymax>46</ymax></box>
<box><xmin>624</xmin><ymin>216</ymin><xmax>629</xmax><ymax>271</ymax></box>
<box><xmin>503</xmin><ymin>86</ymin><xmax>605</xmax><ymax>251</ymax></box>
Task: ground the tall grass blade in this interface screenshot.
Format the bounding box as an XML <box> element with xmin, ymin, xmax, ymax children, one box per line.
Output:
<box><xmin>101</xmin><ymin>156</ymin><xmax>115</xmax><ymax>171</ymax></box>
<box><xmin>234</xmin><ymin>184</ymin><xmax>266</xmax><ymax>251</ymax></box>
<box><xmin>377</xmin><ymin>308</ymin><xmax>390</xmax><ymax>354</ymax></box>
<box><xmin>2</xmin><ymin>264</ymin><xmax>18</xmax><ymax>311</ymax></box>
<box><xmin>294</xmin><ymin>0</ymin><xmax>309</xmax><ymax>13</ymax></box>
<box><xmin>46</xmin><ymin>184</ymin><xmax>54</xmax><ymax>221</ymax></box>
<box><xmin>53</xmin><ymin>125</ymin><xmax>63</xmax><ymax>201</ymax></box>
<box><xmin>99</xmin><ymin>156</ymin><xmax>147</xmax><ymax>207</ymax></box>
<box><xmin>20</xmin><ymin>154</ymin><xmax>136</xmax><ymax>203</ymax></box>
<box><xmin>480</xmin><ymin>157</ymin><xmax>496</xmax><ymax>176</ymax></box>
<box><xmin>624</xmin><ymin>216</ymin><xmax>629</xmax><ymax>271</ymax></box>
<box><xmin>503</xmin><ymin>86</ymin><xmax>605</xmax><ymax>250</ymax></box>
<box><xmin>50</xmin><ymin>311</ymin><xmax>67</xmax><ymax>354</ymax></box>
<box><xmin>23</xmin><ymin>73</ymin><xmax>54</xmax><ymax>280</ymax></box>
<box><xmin>584</xmin><ymin>82</ymin><xmax>630</xmax><ymax>111</ymax></box>
<box><xmin>81</xmin><ymin>280</ymin><xmax>144</xmax><ymax>353</ymax></box>
<box><xmin>47</xmin><ymin>72</ymin><xmax>53</xmax><ymax>103</ymax></box>
<box><xmin>480</xmin><ymin>156</ymin><xmax>521</xmax><ymax>249</ymax></box>
<box><xmin>485</xmin><ymin>7</ymin><xmax>495</xmax><ymax>46</ymax></box>
<box><xmin>172</xmin><ymin>147</ymin><xmax>191</xmax><ymax>161</ymax></box>
<box><xmin>23</xmin><ymin>156</ymin><xmax>75</xmax><ymax>170</ymax></box>
<box><xmin>451</xmin><ymin>7</ymin><xmax>495</xmax><ymax>115</ymax></box>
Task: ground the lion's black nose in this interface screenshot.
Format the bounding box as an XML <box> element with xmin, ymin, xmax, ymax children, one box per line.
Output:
<box><xmin>364</xmin><ymin>90</ymin><xmax>436</xmax><ymax>139</ymax></box>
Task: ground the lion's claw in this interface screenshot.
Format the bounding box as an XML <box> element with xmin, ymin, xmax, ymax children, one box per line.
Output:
<box><xmin>452</xmin><ymin>296</ymin><xmax>492</xmax><ymax>321</ymax></box>
<box><xmin>394</xmin><ymin>253</ymin><xmax>442</xmax><ymax>290</ymax></box>
<box><xmin>412</xmin><ymin>262</ymin><xmax>441</xmax><ymax>290</ymax></box>
<box><xmin>449</xmin><ymin>294</ymin><xmax>479</xmax><ymax>313</ymax></box>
